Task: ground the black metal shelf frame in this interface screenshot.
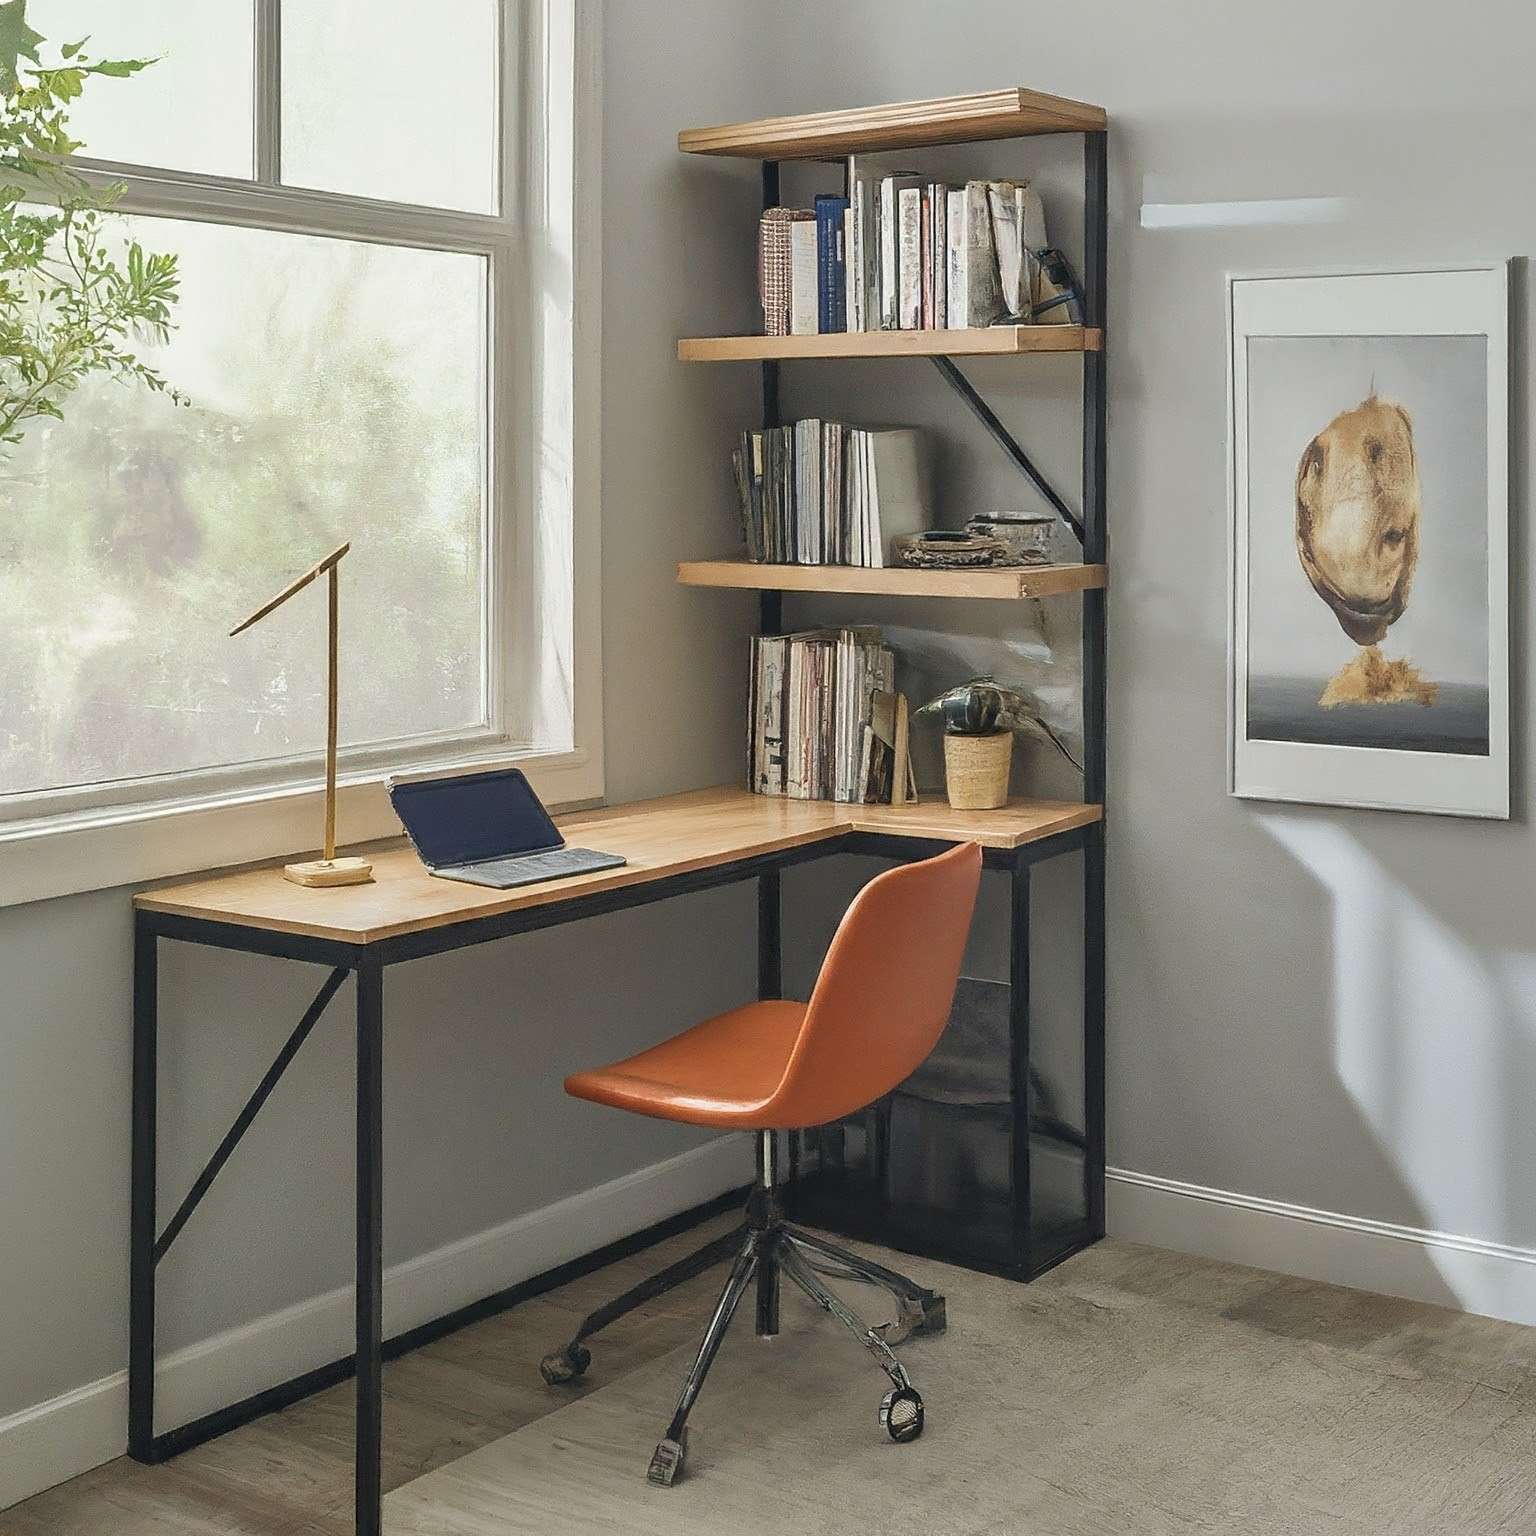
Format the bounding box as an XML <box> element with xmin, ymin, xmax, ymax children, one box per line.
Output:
<box><xmin>755</xmin><ymin>129</ymin><xmax>1108</xmax><ymax>1274</ymax></box>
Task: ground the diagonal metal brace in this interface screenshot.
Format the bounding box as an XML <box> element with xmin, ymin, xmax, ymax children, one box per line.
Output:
<box><xmin>154</xmin><ymin>966</ymin><xmax>349</xmax><ymax>1264</ymax></box>
<box><xmin>929</xmin><ymin>354</ymin><xmax>1086</xmax><ymax>546</ymax></box>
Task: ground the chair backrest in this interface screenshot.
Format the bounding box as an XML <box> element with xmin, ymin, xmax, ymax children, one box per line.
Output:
<box><xmin>766</xmin><ymin>841</ymin><xmax>982</xmax><ymax>1129</ymax></box>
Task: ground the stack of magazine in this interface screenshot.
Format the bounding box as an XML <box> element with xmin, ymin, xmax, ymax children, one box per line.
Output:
<box><xmin>748</xmin><ymin>628</ymin><xmax>905</xmax><ymax>803</ymax></box>
<box><xmin>731</xmin><ymin>420</ymin><xmax>928</xmax><ymax>566</ymax></box>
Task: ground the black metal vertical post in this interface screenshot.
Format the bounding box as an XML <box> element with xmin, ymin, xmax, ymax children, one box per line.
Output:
<box><xmin>1009</xmin><ymin>859</ymin><xmax>1034</xmax><ymax>1268</ymax></box>
<box><xmin>756</xmin><ymin>867</ymin><xmax>782</xmax><ymax>1335</ymax></box>
<box><xmin>1081</xmin><ymin>129</ymin><xmax>1109</xmax><ymax>1239</ymax></box>
<box><xmin>128</xmin><ymin>916</ymin><xmax>158</xmax><ymax>1461</ymax></box>
<box><xmin>354</xmin><ymin>959</ymin><xmax>384</xmax><ymax>1536</ymax></box>
<box><xmin>757</xmin><ymin>867</ymin><xmax>781</xmax><ymax>1001</ymax></box>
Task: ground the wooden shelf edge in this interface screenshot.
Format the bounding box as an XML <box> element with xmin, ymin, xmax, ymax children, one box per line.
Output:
<box><xmin>678</xmin><ymin>325</ymin><xmax>1099</xmax><ymax>363</ymax></box>
<box><xmin>845</xmin><ymin>797</ymin><xmax>1103</xmax><ymax>849</ymax></box>
<box><xmin>677</xmin><ymin>560</ymin><xmax>1106</xmax><ymax>601</ymax></box>
<box><xmin>679</xmin><ymin>87</ymin><xmax>1107</xmax><ymax>159</ymax></box>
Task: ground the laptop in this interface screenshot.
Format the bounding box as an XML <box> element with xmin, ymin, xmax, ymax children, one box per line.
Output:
<box><xmin>388</xmin><ymin>768</ymin><xmax>626</xmax><ymax>890</ymax></box>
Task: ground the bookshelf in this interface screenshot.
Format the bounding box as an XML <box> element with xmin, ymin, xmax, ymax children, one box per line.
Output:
<box><xmin>675</xmin><ymin>89</ymin><xmax>1108</xmax><ymax>1284</ymax></box>
<box><xmin>678</xmin><ymin>324</ymin><xmax>1101</xmax><ymax>362</ymax></box>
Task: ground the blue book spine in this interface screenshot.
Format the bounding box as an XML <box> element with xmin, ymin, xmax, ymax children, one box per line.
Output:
<box><xmin>815</xmin><ymin>194</ymin><xmax>849</xmax><ymax>334</ymax></box>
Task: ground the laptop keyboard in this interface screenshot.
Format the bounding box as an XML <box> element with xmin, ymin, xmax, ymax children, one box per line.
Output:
<box><xmin>437</xmin><ymin>846</ymin><xmax>625</xmax><ymax>889</ymax></box>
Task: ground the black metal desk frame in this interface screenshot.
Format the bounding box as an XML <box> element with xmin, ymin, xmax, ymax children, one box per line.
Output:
<box><xmin>129</xmin><ymin>811</ymin><xmax>1097</xmax><ymax>1536</ymax></box>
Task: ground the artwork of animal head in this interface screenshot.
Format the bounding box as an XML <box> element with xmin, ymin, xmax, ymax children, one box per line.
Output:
<box><xmin>1294</xmin><ymin>395</ymin><xmax>1421</xmax><ymax>646</ymax></box>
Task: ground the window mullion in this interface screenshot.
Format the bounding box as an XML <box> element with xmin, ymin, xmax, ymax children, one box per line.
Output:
<box><xmin>254</xmin><ymin>0</ymin><xmax>281</xmax><ymax>184</ymax></box>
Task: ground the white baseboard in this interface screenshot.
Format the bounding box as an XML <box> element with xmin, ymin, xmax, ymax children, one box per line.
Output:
<box><xmin>0</xmin><ymin>1134</ymin><xmax>752</xmax><ymax>1513</ymax></box>
<box><xmin>1108</xmin><ymin>1166</ymin><xmax>1536</xmax><ymax>1328</ymax></box>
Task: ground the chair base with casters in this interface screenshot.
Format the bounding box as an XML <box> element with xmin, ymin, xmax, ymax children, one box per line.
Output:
<box><xmin>539</xmin><ymin>841</ymin><xmax>982</xmax><ymax>1486</ymax></box>
<box><xmin>539</xmin><ymin>1130</ymin><xmax>946</xmax><ymax>1486</ymax></box>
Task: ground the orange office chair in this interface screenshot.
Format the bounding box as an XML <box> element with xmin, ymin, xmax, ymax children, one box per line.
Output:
<box><xmin>539</xmin><ymin>841</ymin><xmax>983</xmax><ymax>1486</ymax></box>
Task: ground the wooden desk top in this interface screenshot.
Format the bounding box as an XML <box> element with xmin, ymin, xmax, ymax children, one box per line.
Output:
<box><xmin>134</xmin><ymin>786</ymin><xmax>1101</xmax><ymax>945</ymax></box>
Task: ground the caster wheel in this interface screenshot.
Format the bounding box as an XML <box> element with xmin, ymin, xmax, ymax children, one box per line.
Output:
<box><xmin>539</xmin><ymin>1342</ymin><xmax>591</xmax><ymax>1386</ymax></box>
<box><xmin>879</xmin><ymin>1386</ymin><xmax>924</xmax><ymax>1443</ymax></box>
<box><xmin>647</xmin><ymin>1430</ymin><xmax>687</xmax><ymax>1487</ymax></box>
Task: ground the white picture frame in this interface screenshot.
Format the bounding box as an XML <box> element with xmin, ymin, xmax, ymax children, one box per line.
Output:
<box><xmin>1227</xmin><ymin>265</ymin><xmax>1510</xmax><ymax>818</ymax></box>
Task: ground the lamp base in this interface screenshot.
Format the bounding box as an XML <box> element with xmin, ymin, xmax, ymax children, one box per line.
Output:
<box><xmin>283</xmin><ymin>856</ymin><xmax>375</xmax><ymax>888</ymax></box>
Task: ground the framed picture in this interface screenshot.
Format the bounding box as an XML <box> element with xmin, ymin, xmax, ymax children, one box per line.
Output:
<box><xmin>1228</xmin><ymin>265</ymin><xmax>1509</xmax><ymax>818</ymax></box>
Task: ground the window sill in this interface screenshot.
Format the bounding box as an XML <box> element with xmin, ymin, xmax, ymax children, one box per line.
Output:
<box><xmin>0</xmin><ymin>747</ymin><xmax>604</xmax><ymax>911</ymax></box>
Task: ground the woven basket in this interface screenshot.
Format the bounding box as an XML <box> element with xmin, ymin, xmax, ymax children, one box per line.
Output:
<box><xmin>943</xmin><ymin>731</ymin><xmax>1013</xmax><ymax>810</ymax></box>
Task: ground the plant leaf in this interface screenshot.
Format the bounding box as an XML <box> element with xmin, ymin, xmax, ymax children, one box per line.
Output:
<box><xmin>0</xmin><ymin>0</ymin><xmax>46</xmax><ymax>93</ymax></box>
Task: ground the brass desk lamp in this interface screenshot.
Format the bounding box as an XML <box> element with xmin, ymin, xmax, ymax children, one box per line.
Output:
<box><xmin>230</xmin><ymin>542</ymin><xmax>374</xmax><ymax>887</ymax></box>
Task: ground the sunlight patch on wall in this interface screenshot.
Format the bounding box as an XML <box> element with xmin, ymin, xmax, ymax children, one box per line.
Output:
<box><xmin>1260</xmin><ymin>815</ymin><xmax>1508</xmax><ymax>1269</ymax></box>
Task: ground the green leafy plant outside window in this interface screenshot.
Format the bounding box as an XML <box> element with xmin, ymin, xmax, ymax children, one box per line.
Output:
<box><xmin>1</xmin><ymin>0</ymin><xmax>183</xmax><ymax>454</ymax></box>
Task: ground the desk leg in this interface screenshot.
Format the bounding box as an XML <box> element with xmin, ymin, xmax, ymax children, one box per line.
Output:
<box><xmin>1009</xmin><ymin>858</ymin><xmax>1033</xmax><ymax>1268</ymax></box>
<box><xmin>355</xmin><ymin>958</ymin><xmax>384</xmax><ymax>1536</ymax></box>
<box><xmin>129</xmin><ymin>917</ymin><xmax>158</xmax><ymax>1461</ymax></box>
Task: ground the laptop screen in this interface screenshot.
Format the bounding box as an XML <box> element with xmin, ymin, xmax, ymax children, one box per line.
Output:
<box><xmin>388</xmin><ymin>768</ymin><xmax>564</xmax><ymax>869</ymax></box>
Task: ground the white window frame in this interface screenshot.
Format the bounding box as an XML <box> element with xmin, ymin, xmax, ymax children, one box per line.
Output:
<box><xmin>0</xmin><ymin>0</ymin><xmax>603</xmax><ymax>908</ymax></box>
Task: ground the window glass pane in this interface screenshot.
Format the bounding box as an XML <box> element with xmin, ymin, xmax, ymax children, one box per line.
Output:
<box><xmin>282</xmin><ymin>0</ymin><xmax>499</xmax><ymax>212</ymax></box>
<box><xmin>28</xmin><ymin>0</ymin><xmax>255</xmax><ymax>179</ymax></box>
<box><xmin>1</xmin><ymin>217</ymin><xmax>488</xmax><ymax>799</ymax></box>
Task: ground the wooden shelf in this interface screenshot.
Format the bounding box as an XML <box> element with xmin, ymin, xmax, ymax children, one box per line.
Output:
<box><xmin>678</xmin><ymin>325</ymin><xmax>1098</xmax><ymax>363</ymax></box>
<box><xmin>678</xmin><ymin>88</ymin><xmax>1106</xmax><ymax>160</ymax></box>
<box><xmin>677</xmin><ymin>560</ymin><xmax>1105</xmax><ymax>601</ymax></box>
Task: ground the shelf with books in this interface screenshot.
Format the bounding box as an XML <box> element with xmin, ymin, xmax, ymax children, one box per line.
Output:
<box><xmin>674</xmin><ymin>88</ymin><xmax>1108</xmax><ymax>1282</ymax></box>
<box><xmin>678</xmin><ymin>325</ymin><xmax>1100</xmax><ymax>363</ymax></box>
<box><xmin>677</xmin><ymin>560</ymin><xmax>1106</xmax><ymax>601</ymax></box>
<box><xmin>678</xmin><ymin>88</ymin><xmax>1106</xmax><ymax>160</ymax></box>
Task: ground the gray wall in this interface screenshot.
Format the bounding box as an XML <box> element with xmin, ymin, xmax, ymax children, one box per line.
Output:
<box><xmin>758</xmin><ymin>0</ymin><xmax>1536</xmax><ymax>1255</ymax></box>
<box><xmin>0</xmin><ymin>0</ymin><xmax>781</xmax><ymax>1425</ymax></box>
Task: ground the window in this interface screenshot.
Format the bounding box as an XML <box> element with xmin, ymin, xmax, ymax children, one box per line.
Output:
<box><xmin>2</xmin><ymin>2</ymin><xmax>599</xmax><ymax>903</ymax></box>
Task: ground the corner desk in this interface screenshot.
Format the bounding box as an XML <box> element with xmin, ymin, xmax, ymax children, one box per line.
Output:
<box><xmin>129</xmin><ymin>784</ymin><xmax>1101</xmax><ymax>1535</ymax></box>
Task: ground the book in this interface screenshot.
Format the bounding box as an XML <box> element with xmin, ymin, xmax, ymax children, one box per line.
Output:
<box><xmin>845</xmin><ymin>156</ymin><xmax>878</xmax><ymax>331</ymax></box>
<box><xmin>929</xmin><ymin>180</ymin><xmax>948</xmax><ymax>329</ymax></box>
<box><xmin>946</xmin><ymin>188</ymin><xmax>968</xmax><ymax>330</ymax></box>
<box><xmin>758</xmin><ymin>207</ymin><xmax>812</xmax><ymax>336</ymax></box>
<box><xmin>897</xmin><ymin>186</ymin><xmax>922</xmax><ymax>330</ymax></box>
<box><xmin>815</xmin><ymin>193</ymin><xmax>849</xmax><ymax>333</ymax></box>
<box><xmin>986</xmin><ymin>179</ymin><xmax>1045</xmax><ymax>322</ymax></box>
<box><xmin>946</xmin><ymin>182</ymin><xmax>1004</xmax><ymax>328</ymax></box>
<box><xmin>920</xmin><ymin>189</ymin><xmax>933</xmax><ymax>329</ymax></box>
<box><xmin>789</xmin><ymin>219</ymin><xmax>818</xmax><ymax>336</ymax></box>
<box><xmin>863</xmin><ymin>428</ymin><xmax>929</xmax><ymax>565</ymax></box>
<box><xmin>843</xmin><ymin>206</ymin><xmax>860</xmax><ymax>331</ymax></box>
<box><xmin>878</xmin><ymin>173</ymin><xmax>922</xmax><ymax>329</ymax></box>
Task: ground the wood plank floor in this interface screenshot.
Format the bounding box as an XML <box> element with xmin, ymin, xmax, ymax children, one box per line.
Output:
<box><xmin>8</xmin><ymin>1213</ymin><xmax>1536</xmax><ymax>1534</ymax></box>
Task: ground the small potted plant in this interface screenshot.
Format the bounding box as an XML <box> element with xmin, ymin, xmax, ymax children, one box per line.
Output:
<box><xmin>916</xmin><ymin>677</ymin><xmax>1080</xmax><ymax>810</ymax></box>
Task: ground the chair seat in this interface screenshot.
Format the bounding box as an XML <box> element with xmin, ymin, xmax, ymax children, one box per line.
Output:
<box><xmin>564</xmin><ymin>1000</ymin><xmax>808</xmax><ymax>1130</ymax></box>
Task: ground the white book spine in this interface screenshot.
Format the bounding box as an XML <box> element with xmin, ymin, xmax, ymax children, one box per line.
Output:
<box><xmin>964</xmin><ymin>181</ymin><xmax>1004</xmax><ymax>327</ymax></box>
<box><xmin>932</xmin><ymin>182</ymin><xmax>948</xmax><ymax>328</ymax></box>
<box><xmin>878</xmin><ymin>178</ymin><xmax>899</xmax><ymax>330</ymax></box>
<box><xmin>947</xmin><ymin>188</ymin><xmax>968</xmax><ymax>328</ymax></box>
<box><xmin>844</xmin><ymin>205</ymin><xmax>860</xmax><ymax>332</ymax></box>
<box><xmin>789</xmin><ymin>220</ymin><xmax>818</xmax><ymax>336</ymax></box>
<box><xmin>860</xmin><ymin>179</ymin><xmax>878</xmax><ymax>331</ymax></box>
<box><xmin>897</xmin><ymin>187</ymin><xmax>922</xmax><ymax>330</ymax></box>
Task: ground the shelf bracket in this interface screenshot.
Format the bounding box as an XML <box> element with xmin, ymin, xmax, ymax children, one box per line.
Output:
<box><xmin>929</xmin><ymin>355</ymin><xmax>1085</xmax><ymax>546</ymax></box>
